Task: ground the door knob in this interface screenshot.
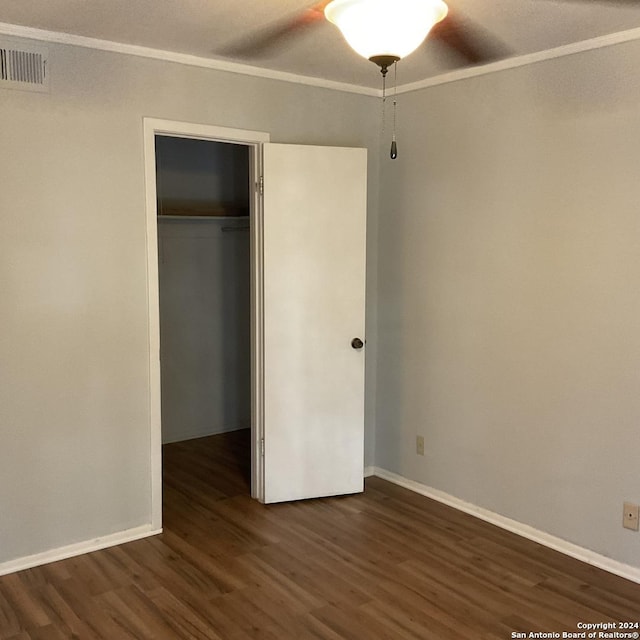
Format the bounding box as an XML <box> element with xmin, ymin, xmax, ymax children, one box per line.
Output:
<box><xmin>351</xmin><ymin>338</ymin><xmax>364</xmax><ymax>350</ymax></box>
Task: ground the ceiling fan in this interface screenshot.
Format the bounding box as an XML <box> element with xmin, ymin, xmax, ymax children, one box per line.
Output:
<box><xmin>220</xmin><ymin>0</ymin><xmax>634</xmax><ymax>159</ymax></box>
<box><xmin>221</xmin><ymin>0</ymin><xmax>507</xmax><ymax>160</ymax></box>
<box><xmin>222</xmin><ymin>0</ymin><xmax>636</xmax><ymax>74</ymax></box>
<box><xmin>221</xmin><ymin>0</ymin><xmax>506</xmax><ymax>75</ymax></box>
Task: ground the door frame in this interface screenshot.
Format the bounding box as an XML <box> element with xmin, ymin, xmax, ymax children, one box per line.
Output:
<box><xmin>143</xmin><ymin>118</ymin><xmax>270</xmax><ymax>530</ymax></box>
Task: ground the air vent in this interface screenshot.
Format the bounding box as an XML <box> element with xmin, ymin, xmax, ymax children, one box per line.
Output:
<box><xmin>0</xmin><ymin>38</ymin><xmax>49</xmax><ymax>93</ymax></box>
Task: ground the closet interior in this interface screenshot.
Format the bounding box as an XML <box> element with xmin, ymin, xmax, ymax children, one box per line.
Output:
<box><xmin>155</xmin><ymin>135</ymin><xmax>251</xmax><ymax>458</ymax></box>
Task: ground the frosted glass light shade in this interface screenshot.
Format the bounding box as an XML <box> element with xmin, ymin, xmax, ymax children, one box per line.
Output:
<box><xmin>325</xmin><ymin>0</ymin><xmax>448</xmax><ymax>61</ymax></box>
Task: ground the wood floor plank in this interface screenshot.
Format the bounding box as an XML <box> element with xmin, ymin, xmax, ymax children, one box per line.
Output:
<box><xmin>52</xmin><ymin>577</ymin><xmax>136</xmax><ymax>640</ymax></box>
<box><xmin>0</xmin><ymin>575</ymin><xmax>50</xmax><ymax>631</ymax></box>
<box><xmin>145</xmin><ymin>586</ymin><xmax>224</xmax><ymax>640</ymax></box>
<box><xmin>250</xmin><ymin>541</ymin><xmax>372</xmax><ymax>611</ymax></box>
<box><xmin>538</xmin><ymin>573</ymin><xmax>640</xmax><ymax>620</ymax></box>
<box><xmin>359</xmin><ymin>596</ymin><xmax>470</xmax><ymax>640</ymax></box>
<box><xmin>96</xmin><ymin>584</ymin><xmax>191</xmax><ymax>640</ymax></box>
<box><xmin>208</xmin><ymin>586</ymin><xmax>302</xmax><ymax>638</ymax></box>
<box><xmin>25</xmin><ymin>623</ymin><xmax>69</xmax><ymax>640</ymax></box>
<box><xmin>231</xmin><ymin>553</ymin><xmax>324</xmax><ymax>613</ymax></box>
<box><xmin>29</xmin><ymin>583</ymin><xmax>99</xmax><ymax>640</ymax></box>
<box><xmin>257</xmin><ymin>613</ymin><xmax>344</xmax><ymax>640</ymax></box>
<box><xmin>1</xmin><ymin>429</ymin><xmax>638</xmax><ymax>640</ymax></box>
<box><xmin>396</xmin><ymin>558</ymin><xmax>569</xmax><ymax>634</ymax></box>
<box><xmin>0</xmin><ymin>589</ymin><xmax>21</xmax><ymax>639</ymax></box>
<box><xmin>310</xmin><ymin>604</ymin><xmax>410</xmax><ymax>640</ymax></box>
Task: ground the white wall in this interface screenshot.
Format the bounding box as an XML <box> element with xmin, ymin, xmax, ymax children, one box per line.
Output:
<box><xmin>158</xmin><ymin>218</ymin><xmax>251</xmax><ymax>443</ymax></box>
<box><xmin>376</xmin><ymin>39</ymin><xmax>640</xmax><ymax>568</ymax></box>
<box><xmin>0</xmin><ymin>39</ymin><xmax>380</xmax><ymax>566</ymax></box>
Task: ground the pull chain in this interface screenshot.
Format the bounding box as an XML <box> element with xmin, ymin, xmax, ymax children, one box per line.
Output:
<box><xmin>381</xmin><ymin>70</ymin><xmax>387</xmax><ymax>137</ymax></box>
<box><xmin>390</xmin><ymin>62</ymin><xmax>398</xmax><ymax>160</ymax></box>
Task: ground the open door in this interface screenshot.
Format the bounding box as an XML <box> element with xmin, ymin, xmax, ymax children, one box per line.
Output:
<box><xmin>261</xmin><ymin>143</ymin><xmax>367</xmax><ymax>504</ymax></box>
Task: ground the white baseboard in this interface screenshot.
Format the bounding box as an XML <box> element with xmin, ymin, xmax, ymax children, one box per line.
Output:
<box><xmin>0</xmin><ymin>524</ymin><xmax>161</xmax><ymax>577</ymax></box>
<box><xmin>372</xmin><ymin>467</ymin><xmax>640</xmax><ymax>586</ymax></box>
<box><xmin>5</xmin><ymin>470</ymin><xmax>637</xmax><ymax>585</ymax></box>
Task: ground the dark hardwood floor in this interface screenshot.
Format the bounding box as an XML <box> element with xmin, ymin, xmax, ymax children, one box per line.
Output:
<box><xmin>1</xmin><ymin>429</ymin><xmax>638</xmax><ymax>639</ymax></box>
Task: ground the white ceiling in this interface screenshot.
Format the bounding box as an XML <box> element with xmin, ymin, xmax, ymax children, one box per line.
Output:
<box><xmin>1</xmin><ymin>0</ymin><xmax>640</xmax><ymax>89</ymax></box>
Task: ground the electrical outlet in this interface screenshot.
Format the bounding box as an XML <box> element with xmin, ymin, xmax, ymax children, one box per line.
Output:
<box><xmin>623</xmin><ymin>502</ymin><xmax>639</xmax><ymax>531</ymax></box>
<box><xmin>416</xmin><ymin>436</ymin><xmax>425</xmax><ymax>456</ymax></box>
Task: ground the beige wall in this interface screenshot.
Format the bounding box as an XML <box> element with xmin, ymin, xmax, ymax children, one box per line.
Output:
<box><xmin>158</xmin><ymin>219</ymin><xmax>251</xmax><ymax>444</ymax></box>
<box><xmin>376</xmin><ymin>39</ymin><xmax>640</xmax><ymax>568</ymax></box>
<box><xmin>0</xmin><ymin>40</ymin><xmax>380</xmax><ymax>565</ymax></box>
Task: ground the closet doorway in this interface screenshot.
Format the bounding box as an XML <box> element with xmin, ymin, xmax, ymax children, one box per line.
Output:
<box><xmin>144</xmin><ymin>120</ymin><xmax>270</xmax><ymax>529</ymax></box>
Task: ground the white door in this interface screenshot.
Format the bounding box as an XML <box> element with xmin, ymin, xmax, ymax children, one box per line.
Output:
<box><xmin>261</xmin><ymin>143</ymin><xmax>367</xmax><ymax>503</ymax></box>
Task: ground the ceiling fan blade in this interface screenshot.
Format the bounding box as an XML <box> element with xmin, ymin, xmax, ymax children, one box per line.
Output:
<box><xmin>219</xmin><ymin>1</ymin><xmax>330</xmax><ymax>58</ymax></box>
<box><xmin>429</xmin><ymin>10</ymin><xmax>508</xmax><ymax>66</ymax></box>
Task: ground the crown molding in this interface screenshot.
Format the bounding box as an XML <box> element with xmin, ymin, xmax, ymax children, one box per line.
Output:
<box><xmin>2</xmin><ymin>21</ymin><xmax>640</xmax><ymax>99</ymax></box>
<box><xmin>0</xmin><ymin>22</ymin><xmax>379</xmax><ymax>97</ymax></box>
<box><xmin>395</xmin><ymin>25</ymin><xmax>640</xmax><ymax>95</ymax></box>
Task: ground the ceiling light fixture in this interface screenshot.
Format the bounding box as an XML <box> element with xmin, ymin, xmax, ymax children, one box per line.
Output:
<box><xmin>324</xmin><ymin>0</ymin><xmax>448</xmax><ymax>76</ymax></box>
<box><xmin>325</xmin><ymin>0</ymin><xmax>448</xmax><ymax>160</ymax></box>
